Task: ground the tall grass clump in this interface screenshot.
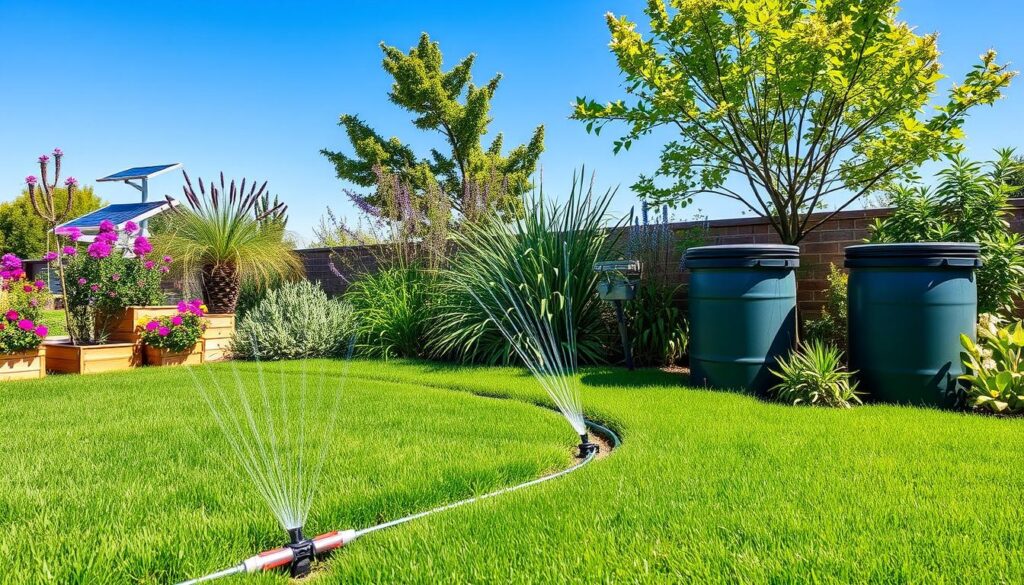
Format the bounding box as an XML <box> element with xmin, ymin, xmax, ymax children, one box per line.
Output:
<box><xmin>344</xmin><ymin>264</ymin><xmax>432</xmax><ymax>359</ymax></box>
<box><xmin>234</xmin><ymin>281</ymin><xmax>355</xmax><ymax>360</ymax></box>
<box><xmin>430</xmin><ymin>171</ymin><xmax>616</xmax><ymax>364</ymax></box>
<box><xmin>771</xmin><ymin>340</ymin><xmax>861</xmax><ymax>408</ymax></box>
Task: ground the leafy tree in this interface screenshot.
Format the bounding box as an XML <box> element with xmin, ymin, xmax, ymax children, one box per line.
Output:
<box><xmin>0</xmin><ymin>185</ymin><xmax>104</xmax><ymax>258</ymax></box>
<box><xmin>321</xmin><ymin>33</ymin><xmax>544</xmax><ymax>220</ymax></box>
<box><xmin>574</xmin><ymin>0</ymin><xmax>1015</xmax><ymax>244</ymax></box>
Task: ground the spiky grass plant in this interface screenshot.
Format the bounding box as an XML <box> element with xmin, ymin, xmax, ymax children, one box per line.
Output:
<box><xmin>429</xmin><ymin>171</ymin><xmax>617</xmax><ymax>364</ymax></box>
<box><xmin>157</xmin><ymin>172</ymin><xmax>303</xmax><ymax>314</ymax></box>
<box><xmin>770</xmin><ymin>340</ymin><xmax>862</xmax><ymax>408</ymax></box>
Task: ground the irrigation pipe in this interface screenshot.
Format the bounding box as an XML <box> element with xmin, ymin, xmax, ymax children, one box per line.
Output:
<box><xmin>176</xmin><ymin>420</ymin><xmax>619</xmax><ymax>585</ymax></box>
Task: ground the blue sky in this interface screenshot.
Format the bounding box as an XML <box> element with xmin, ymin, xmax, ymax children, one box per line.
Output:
<box><xmin>1</xmin><ymin>1</ymin><xmax>1022</xmax><ymax>244</ymax></box>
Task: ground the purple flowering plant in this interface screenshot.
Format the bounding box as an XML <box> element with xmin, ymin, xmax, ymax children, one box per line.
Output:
<box><xmin>0</xmin><ymin>253</ymin><xmax>52</xmax><ymax>353</ymax></box>
<box><xmin>138</xmin><ymin>299</ymin><xmax>206</xmax><ymax>352</ymax></box>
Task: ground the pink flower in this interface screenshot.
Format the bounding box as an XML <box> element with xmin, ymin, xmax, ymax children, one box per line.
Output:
<box><xmin>64</xmin><ymin>177</ymin><xmax>77</xmax><ymax>187</ymax></box>
<box><xmin>133</xmin><ymin>236</ymin><xmax>152</xmax><ymax>256</ymax></box>
<box><xmin>34</xmin><ymin>280</ymin><xmax>45</xmax><ymax>290</ymax></box>
<box><xmin>177</xmin><ymin>301</ymin><xmax>188</xmax><ymax>312</ymax></box>
<box><xmin>62</xmin><ymin>246</ymin><xmax>76</xmax><ymax>256</ymax></box>
<box><xmin>90</xmin><ymin>284</ymin><xmax>99</xmax><ymax>292</ymax></box>
<box><xmin>171</xmin><ymin>315</ymin><xmax>183</xmax><ymax>326</ymax></box>
<box><xmin>5</xmin><ymin>310</ymin><xmax>18</xmax><ymax>321</ymax></box>
<box><xmin>145</xmin><ymin>321</ymin><xmax>159</xmax><ymax>332</ymax></box>
<box><xmin>43</xmin><ymin>251</ymin><xmax>58</xmax><ymax>262</ymax></box>
<box><xmin>53</xmin><ymin>148</ymin><xmax>62</xmax><ymax>156</ymax></box>
<box><xmin>108</xmin><ymin>291</ymin><xmax>117</xmax><ymax>298</ymax></box>
<box><xmin>0</xmin><ymin>323</ymin><xmax>5</xmax><ymax>331</ymax></box>
<box><xmin>163</xmin><ymin>255</ymin><xmax>172</xmax><ymax>263</ymax></box>
<box><xmin>29</xmin><ymin>299</ymin><xmax>38</xmax><ymax>307</ymax></box>
<box><xmin>55</xmin><ymin>226</ymin><xmax>82</xmax><ymax>242</ymax></box>
<box><xmin>22</xmin><ymin>284</ymin><xmax>33</xmax><ymax>293</ymax></box>
<box><xmin>38</xmin><ymin>154</ymin><xmax>49</xmax><ymax>163</ymax></box>
<box><xmin>77</xmin><ymin>277</ymin><xmax>87</xmax><ymax>285</ymax></box>
<box><xmin>2</xmin><ymin>253</ymin><xmax>22</xmax><ymax>271</ymax></box>
<box><xmin>34</xmin><ymin>325</ymin><xmax>47</xmax><ymax>337</ymax></box>
<box><xmin>87</xmin><ymin>240</ymin><xmax>112</xmax><ymax>259</ymax></box>
<box><xmin>110</xmin><ymin>273</ymin><xmax>121</xmax><ymax>281</ymax></box>
<box><xmin>159</xmin><ymin>266</ymin><xmax>169</xmax><ymax>273</ymax></box>
<box><xmin>96</xmin><ymin>231</ymin><xmax>118</xmax><ymax>244</ymax></box>
<box><xmin>144</xmin><ymin>260</ymin><xmax>155</xmax><ymax>270</ymax></box>
<box><xmin>25</xmin><ymin>176</ymin><xmax>37</xmax><ymax>186</ymax></box>
<box><xmin>124</xmin><ymin>221</ymin><xmax>139</xmax><ymax>235</ymax></box>
<box><xmin>17</xmin><ymin>319</ymin><xmax>33</xmax><ymax>331</ymax></box>
<box><xmin>158</xmin><ymin>326</ymin><xmax>170</xmax><ymax>337</ymax></box>
<box><xmin>98</xmin><ymin>219</ymin><xmax>115</xmax><ymax>233</ymax></box>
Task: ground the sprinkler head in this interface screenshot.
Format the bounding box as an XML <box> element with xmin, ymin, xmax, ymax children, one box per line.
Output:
<box><xmin>578</xmin><ymin>433</ymin><xmax>599</xmax><ymax>458</ymax></box>
<box><xmin>285</xmin><ymin>527</ymin><xmax>315</xmax><ymax>578</ymax></box>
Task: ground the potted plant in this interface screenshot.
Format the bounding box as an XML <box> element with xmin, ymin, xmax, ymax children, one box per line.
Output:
<box><xmin>138</xmin><ymin>299</ymin><xmax>207</xmax><ymax>366</ymax></box>
<box><xmin>0</xmin><ymin>255</ymin><xmax>51</xmax><ymax>380</ymax></box>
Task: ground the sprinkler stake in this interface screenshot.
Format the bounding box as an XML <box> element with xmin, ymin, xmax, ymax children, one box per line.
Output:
<box><xmin>285</xmin><ymin>527</ymin><xmax>314</xmax><ymax>578</ymax></box>
<box><xmin>578</xmin><ymin>433</ymin><xmax>599</xmax><ymax>458</ymax></box>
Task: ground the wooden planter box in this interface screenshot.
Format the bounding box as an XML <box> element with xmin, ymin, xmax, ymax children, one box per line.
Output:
<box><xmin>0</xmin><ymin>348</ymin><xmax>46</xmax><ymax>381</ymax></box>
<box><xmin>107</xmin><ymin>306</ymin><xmax>180</xmax><ymax>343</ymax></box>
<box><xmin>144</xmin><ymin>342</ymin><xmax>204</xmax><ymax>366</ymax></box>
<box><xmin>202</xmin><ymin>313</ymin><xmax>235</xmax><ymax>362</ymax></box>
<box><xmin>44</xmin><ymin>341</ymin><xmax>135</xmax><ymax>375</ymax></box>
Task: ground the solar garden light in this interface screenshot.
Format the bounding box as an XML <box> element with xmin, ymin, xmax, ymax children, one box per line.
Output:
<box><xmin>594</xmin><ymin>260</ymin><xmax>641</xmax><ymax>371</ymax></box>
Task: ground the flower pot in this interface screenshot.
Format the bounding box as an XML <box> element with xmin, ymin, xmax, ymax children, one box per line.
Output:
<box><xmin>144</xmin><ymin>341</ymin><xmax>204</xmax><ymax>366</ymax></box>
<box><xmin>44</xmin><ymin>341</ymin><xmax>135</xmax><ymax>375</ymax></box>
<box><xmin>107</xmin><ymin>306</ymin><xmax>180</xmax><ymax>343</ymax></box>
<box><xmin>202</xmin><ymin>313</ymin><xmax>235</xmax><ymax>362</ymax></box>
<box><xmin>0</xmin><ymin>348</ymin><xmax>46</xmax><ymax>381</ymax></box>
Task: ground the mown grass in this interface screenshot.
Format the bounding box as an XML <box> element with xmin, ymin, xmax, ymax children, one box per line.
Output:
<box><xmin>3</xmin><ymin>360</ymin><xmax>1024</xmax><ymax>583</ymax></box>
<box><xmin>40</xmin><ymin>308</ymin><xmax>67</xmax><ymax>337</ymax></box>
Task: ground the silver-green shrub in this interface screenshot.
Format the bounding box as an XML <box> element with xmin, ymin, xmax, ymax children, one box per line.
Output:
<box><xmin>233</xmin><ymin>280</ymin><xmax>355</xmax><ymax>360</ymax></box>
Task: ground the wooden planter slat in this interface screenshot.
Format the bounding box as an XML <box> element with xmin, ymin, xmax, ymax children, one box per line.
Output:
<box><xmin>107</xmin><ymin>306</ymin><xmax>180</xmax><ymax>343</ymax></box>
<box><xmin>202</xmin><ymin>314</ymin><xmax>235</xmax><ymax>362</ymax></box>
<box><xmin>44</xmin><ymin>342</ymin><xmax>136</xmax><ymax>375</ymax></box>
<box><xmin>144</xmin><ymin>342</ymin><xmax>204</xmax><ymax>366</ymax></box>
<box><xmin>0</xmin><ymin>348</ymin><xmax>46</xmax><ymax>381</ymax></box>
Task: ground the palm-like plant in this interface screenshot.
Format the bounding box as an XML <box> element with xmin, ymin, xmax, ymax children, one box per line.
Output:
<box><xmin>158</xmin><ymin>172</ymin><xmax>302</xmax><ymax>314</ymax></box>
<box><xmin>770</xmin><ymin>341</ymin><xmax>861</xmax><ymax>408</ymax></box>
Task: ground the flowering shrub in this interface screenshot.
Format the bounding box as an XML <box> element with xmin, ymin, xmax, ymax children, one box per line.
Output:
<box><xmin>0</xmin><ymin>254</ymin><xmax>51</xmax><ymax>353</ymax></box>
<box><xmin>959</xmin><ymin>314</ymin><xmax>1024</xmax><ymax>414</ymax></box>
<box><xmin>138</xmin><ymin>299</ymin><xmax>207</xmax><ymax>353</ymax></box>
<box><xmin>56</xmin><ymin>220</ymin><xmax>167</xmax><ymax>343</ymax></box>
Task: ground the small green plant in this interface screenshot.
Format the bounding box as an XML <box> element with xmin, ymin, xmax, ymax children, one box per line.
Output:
<box><xmin>138</xmin><ymin>300</ymin><xmax>207</xmax><ymax>353</ymax></box>
<box><xmin>344</xmin><ymin>264</ymin><xmax>432</xmax><ymax>359</ymax></box>
<box><xmin>234</xmin><ymin>281</ymin><xmax>355</xmax><ymax>360</ymax></box>
<box><xmin>804</xmin><ymin>264</ymin><xmax>848</xmax><ymax>352</ymax></box>
<box><xmin>959</xmin><ymin>314</ymin><xmax>1024</xmax><ymax>414</ymax></box>
<box><xmin>770</xmin><ymin>341</ymin><xmax>861</xmax><ymax>408</ymax></box>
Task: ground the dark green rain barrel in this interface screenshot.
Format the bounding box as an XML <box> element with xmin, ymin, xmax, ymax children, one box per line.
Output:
<box><xmin>845</xmin><ymin>243</ymin><xmax>981</xmax><ymax>408</ymax></box>
<box><xmin>685</xmin><ymin>244</ymin><xmax>800</xmax><ymax>393</ymax></box>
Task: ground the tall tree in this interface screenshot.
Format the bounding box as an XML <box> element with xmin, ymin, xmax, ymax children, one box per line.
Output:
<box><xmin>574</xmin><ymin>0</ymin><xmax>1015</xmax><ymax>244</ymax></box>
<box><xmin>322</xmin><ymin>33</ymin><xmax>544</xmax><ymax>220</ymax></box>
<box><xmin>0</xmin><ymin>185</ymin><xmax>103</xmax><ymax>258</ymax></box>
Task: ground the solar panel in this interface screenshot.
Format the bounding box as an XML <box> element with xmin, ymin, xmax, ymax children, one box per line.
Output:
<box><xmin>59</xmin><ymin>201</ymin><xmax>170</xmax><ymax>229</ymax></box>
<box><xmin>97</xmin><ymin>163</ymin><xmax>182</xmax><ymax>182</ymax></box>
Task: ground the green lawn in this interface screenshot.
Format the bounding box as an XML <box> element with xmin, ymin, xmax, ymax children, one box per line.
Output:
<box><xmin>3</xmin><ymin>360</ymin><xmax>1024</xmax><ymax>583</ymax></box>
<box><xmin>40</xmin><ymin>308</ymin><xmax>67</xmax><ymax>337</ymax></box>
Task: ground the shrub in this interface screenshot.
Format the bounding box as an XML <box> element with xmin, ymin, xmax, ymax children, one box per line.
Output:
<box><xmin>139</xmin><ymin>300</ymin><xmax>207</xmax><ymax>353</ymax></box>
<box><xmin>344</xmin><ymin>266</ymin><xmax>431</xmax><ymax>359</ymax></box>
<box><xmin>958</xmin><ymin>314</ymin><xmax>1024</xmax><ymax>414</ymax></box>
<box><xmin>804</xmin><ymin>264</ymin><xmax>848</xmax><ymax>352</ymax></box>
<box><xmin>770</xmin><ymin>341</ymin><xmax>861</xmax><ymax>408</ymax></box>
<box><xmin>429</xmin><ymin>172</ymin><xmax>616</xmax><ymax>364</ymax></box>
<box><xmin>235</xmin><ymin>281</ymin><xmax>356</xmax><ymax>360</ymax></box>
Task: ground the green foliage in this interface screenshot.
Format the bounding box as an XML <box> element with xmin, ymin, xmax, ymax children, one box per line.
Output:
<box><xmin>234</xmin><ymin>281</ymin><xmax>356</xmax><ymax>360</ymax></box>
<box><xmin>344</xmin><ymin>264</ymin><xmax>433</xmax><ymax>359</ymax></box>
<box><xmin>322</xmin><ymin>33</ymin><xmax>544</xmax><ymax>220</ymax></box>
<box><xmin>627</xmin><ymin>282</ymin><xmax>688</xmax><ymax>367</ymax></box>
<box><xmin>0</xmin><ymin>186</ymin><xmax>103</xmax><ymax>258</ymax></box>
<box><xmin>869</xmin><ymin>152</ymin><xmax>1024</xmax><ymax>315</ymax></box>
<box><xmin>771</xmin><ymin>340</ymin><xmax>861</xmax><ymax>408</ymax></box>
<box><xmin>804</xmin><ymin>264</ymin><xmax>849</xmax><ymax>352</ymax></box>
<box><xmin>959</xmin><ymin>314</ymin><xmax>1024</xmax><ymax>414</ymax></box>
<box><xmin>430</xmin><ymin>173</ymin><xmax>616</xmax><ymax>364</ymax></box>
<box><xmin>574</xmin><ymin>0</ymin><xmax>1015</xmax><ymax>244</ymax></box>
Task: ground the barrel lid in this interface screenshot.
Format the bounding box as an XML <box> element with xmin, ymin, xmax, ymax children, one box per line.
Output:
<box><xmin>684</xmin><ymin>244</ymin><xmax>800</xmax><ymax>269</ymax></box>
<box><xmin>845</xmin><ymin>242</ymin><xmax>982</xmax><ymax>268</ymax></box>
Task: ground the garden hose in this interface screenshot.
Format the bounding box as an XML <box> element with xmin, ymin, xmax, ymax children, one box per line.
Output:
<box><xmin>175</xmin><ymin>420</ymin><xmax>619</xmax><ymax>584</ymax></box>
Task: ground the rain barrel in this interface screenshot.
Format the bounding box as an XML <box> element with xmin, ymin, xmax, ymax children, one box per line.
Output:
<box><xmin>845</xmin><ymin>243</ymin><xmax>981</xmax><ymax>408</ymax></box>
<box><xmin>685</xmin><ymin>244</ymin><xmax>800</xmax><ymax>393</ymax></box>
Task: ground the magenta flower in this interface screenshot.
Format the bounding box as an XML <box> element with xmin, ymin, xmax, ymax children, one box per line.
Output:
<box><xmin>146</xmin><ymin>320</ymin><xmax>159</xmax><ymax>332</ymax></box>
<box><xmin>34</xmin><ymin>280</ymin><xmax>44</xmax><ymax>289</ymax></box>
<box><xmin>158</xmin><ymin>326</ymin><xmax>170</xmax><ymax>337</ymax></box>
<box><xmin>38</xmin><ymin>154</ymin><xmax>49</xmax><ymax>163</ymax></box>
<box><xmin>62</xmin><ymin>246</ymin><xmax>76</xmax><ymax>256</ymax></box>
<box><xmin>177</xmin><ymin>301</ymin><xmax>188</xmax><ymax>312</ymax></box>
<box><xmin>98</xmin><ymin>219</ymin><xmax>115</xmax><ymax>232</ymax></box>
<box><xmin>96</xmin><ymin>230</ymin><xmax>118</xmax><ymax>244</ymax></box>
<box><xmin>108</xmin><ymin>291</ymin><xmax>117</xmax><ymax>298</ymax></box>
<box><xmin>25</xmin><ymin>175</ymin><xmax>37</xmax><ymax>186</ymax></box>
<box><xmin>53</xmin><ymin>148</ymin><xmax>62</xmax><ymax>156</ymax></box>
<box><xmin>133</xmin><ymin>236</ymin><xmax>152</xmax><ymax>256</ymax></box>
<box><xmin>90</xmin><ymin>284</ymin><xmax>99</xmax><ymax>292</ymax></box>
<box><xmin>5</xmin><ymin>310</ymin><xmax>17</xmax><ymax>321</ymax></box>
<box><xmin>55</xmin><ymin>226</ymin><xmax>82</xmax><ymax>242</ymax></box>
<box><xmin>28</xmin><ymin>298</ymin><xmax>38</xmax><ymax>308</ymax></box>
<box><xmin>124</xmin><ymin>221</ymin><xmax>139</xmax><ymax>235</ymax></box>
<box><xmin>2</xmin><ymin>253</ymin><xmax>21</xmax><ymax>271</ymax></box>
<box><xmin>17</xmin><ymin>319</ymin><xmax>33</xmax><ymax>331</ymax></box>
<box><xmin>163</xmin><ymin>255</ymin><xmax>172</xmax><ymax>263</ymax></box>
<box><xmin>22</xmin><ymin>284</ymin><xmax>32</xmax><ymax>293</ymax></box>
<box><xmin>34</xmin><ymin>324</ymin><xmax>48</xmax><ymax>337</ymax></box>
<box><xmin>111</xmin><ymin>273</ymin><xmax>121</xmax><ymax>281</ymax></box>
<box><xmin>64</xmin><ymin>177</ymin><xmax>78</xmax><ymax>187</ymax></box>
<box><xmin>171</xmin><ymin>315</ymin><xmax>183</xmax><ymax>326</ymax></box>
<box><xmin>144</xmin><ymin>260</ymin><xmax>155</xmax><ymax>270</ymax></box>
<box><xmin>43</xmin><ymin>251</ymin><xmax>58</xmax><ymax>262</ymax></box>
<box><xmin>77</xmin><ymin>277</ymin><xmax>88</xmax><ymax>285</ymax></box>
<box><xmin>159</xmin><ymin>266</ymin><xmax>170</xmax><ymax>273</ymax></box>
<box><xmin>87</xmin><ymin>240</ymin><xmax>112</xmax><ymax>259</ymax></box>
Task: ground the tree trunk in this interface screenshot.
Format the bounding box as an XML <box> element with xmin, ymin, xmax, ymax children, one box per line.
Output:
<box><xmin>201</xmin><ymin>263</ymin><xmax>240</xmax><ymax>314</ymax></box>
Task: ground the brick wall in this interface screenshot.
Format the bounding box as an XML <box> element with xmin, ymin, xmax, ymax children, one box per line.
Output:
<box><xmin>297</xmin><ymin>200</ymin><xmax>1024</xmax><ymax>316</ymax></box>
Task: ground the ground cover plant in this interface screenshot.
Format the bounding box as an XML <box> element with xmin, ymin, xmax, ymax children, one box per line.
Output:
<box><xmin>3</xmin><ymin>361</ymin><xmax>1024</xmax><ymax>582</ymax></box>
